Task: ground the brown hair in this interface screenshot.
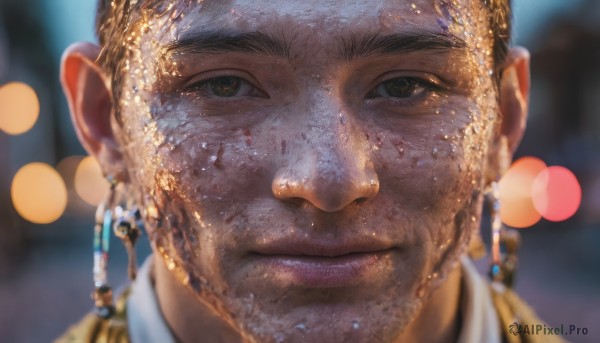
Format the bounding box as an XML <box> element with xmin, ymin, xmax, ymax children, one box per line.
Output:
<box><xmin>95</xmin><ymin>0</ymin><xmax>512</xmax><ymax>106</ymax></box>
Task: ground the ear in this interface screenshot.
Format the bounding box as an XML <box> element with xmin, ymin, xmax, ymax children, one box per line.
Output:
<box><xmin>486</xmin><ymin>47</ymin><xmax>531</xmax><ymax>182</ymax></box>
<box><xmin>60</xmin><ymin>42</ymin><xmax>127</xmax><ymax>181</ymax></box>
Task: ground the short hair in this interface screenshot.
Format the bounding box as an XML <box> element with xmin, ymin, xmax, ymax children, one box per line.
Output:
<box><xmin>95</xmin><ymin>0</ymin><xmax>511</xmax><ymax>111</ymax></box>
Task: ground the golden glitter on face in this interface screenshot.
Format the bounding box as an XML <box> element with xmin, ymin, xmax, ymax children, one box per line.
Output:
<box><xmin>107</xmin><ymin>0</ymin><xmax>505</xmax><ymax>341</ymax></box>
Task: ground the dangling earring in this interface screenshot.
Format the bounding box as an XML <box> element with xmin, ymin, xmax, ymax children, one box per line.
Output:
<box><xmin>92</xmin><ymin>177</ymin><xmax>143</xmax><ymax>319</ymax></box>
<box><xmin>112</xmin><ymin>197</ymin><xmax>143</xmax><ymax>281</ymax></box>
<box><xmin>92</xmin><ymin>177</ymin><xmax>117</xmax><ymax>319</ymax></box>
<box><xmin>485</xmin><ymin>181</ymin><xmax>521</xmax><ymax>288</ymax></box>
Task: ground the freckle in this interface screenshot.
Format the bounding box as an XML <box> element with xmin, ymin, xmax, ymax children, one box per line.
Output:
<box><xmin>301</xmin><ymin>133</ymin><xmax>307</xmax><ymax>140</ymax></box>
<box><xmin>365</xmin><ymin>133</ymin><xmax>370</xmax><ymax>140</ymax></box>
<box><xmin>281</xmin><ymin>140</ymin><xmax>287</xmax><ymax>155</ymax></box>
<box><xmin>192</xmin><ymin>169</ymin><xmax>199</xmax><ymax>176</ymax></box>
<box><xmin>242</xmin><ymin>128</ymin><xmax>252</xmax><ymax>146</ymax></box>
<box><xmin>391</xmin><ymin>138</ymin><xmax>405</xmax><ymax>157</ymax></box>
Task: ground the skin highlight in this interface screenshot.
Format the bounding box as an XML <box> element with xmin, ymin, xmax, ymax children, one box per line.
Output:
<box><xmin>61</xmin><ymin>1</ymin><xmax>530</xmax><ymax>342</ymax></box>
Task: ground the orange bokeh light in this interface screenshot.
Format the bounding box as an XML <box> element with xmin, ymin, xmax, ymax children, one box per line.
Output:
<box><xmin>499</xmin><ymin>156</ymin><xmax>547</xmax><ymax>228</ymax></box>
<box><xmin>532</xmin><ymin>166</ymin><xmax>581</xmax><ymax>222</ymax></box>
<box><xmin>11</xmin><ymin>163</ymin><xmax>67</xmax><ymax>224</ymax></box>
<box><xmin>0</xmin><ymin>82</ymin><xmax>40</xmax><ymax>135</ymax></box>
<box><xmin>74</xmin><ymin>156</ymin><xmax>109</xmax><ymax>206</ymax></box>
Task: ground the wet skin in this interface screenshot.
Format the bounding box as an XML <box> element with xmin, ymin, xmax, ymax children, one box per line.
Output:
<box><xmin>62</xmin><ymin>0</ymin><xmax>529</xmax><ymax>342</ymax></box>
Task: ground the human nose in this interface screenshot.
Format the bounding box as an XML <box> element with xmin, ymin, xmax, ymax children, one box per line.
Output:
<box><xmin>271</xmin><ymin>113</ymin><xmax>379</xmax><ymax>213</ymax></box>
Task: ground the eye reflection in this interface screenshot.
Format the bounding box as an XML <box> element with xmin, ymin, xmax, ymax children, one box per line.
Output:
<box><xmin>367</xmin><ymin>77</ymin><xmax>434</xmax><ymax>99</ymax></box>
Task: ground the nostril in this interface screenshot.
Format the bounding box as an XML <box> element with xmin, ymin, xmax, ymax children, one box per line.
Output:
<box><xmin>355</xmin><ymin>197</ymin><xmax>368</xmax><ymax>204</ymax></box>
<box><xmin>289</xmin><ymin>197</ymin><xmax>307</xmax><ymax>207</ymax></box>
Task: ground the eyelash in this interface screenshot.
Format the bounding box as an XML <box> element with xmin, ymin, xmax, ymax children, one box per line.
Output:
<box><xmin>185</xmin><ymin>76</ymin><xmax>267</xmax><ymax>99</ymax></box>
<box><xmin>365</xmin><ymin>77</ymin><xmax>443</xmax><ymax>103</ymax></box>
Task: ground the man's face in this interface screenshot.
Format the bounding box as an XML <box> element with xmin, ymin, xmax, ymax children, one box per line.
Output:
<box><xmin>116</xmin><ymin>0</ymin><xmax>497</xmax><ymax>341</ymax></box>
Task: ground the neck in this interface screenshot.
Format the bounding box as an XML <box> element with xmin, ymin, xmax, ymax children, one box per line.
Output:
<box><xmin>395</xmin><ymin>263</ymin><xmax>463</xmax><ymax>343</ymax></box>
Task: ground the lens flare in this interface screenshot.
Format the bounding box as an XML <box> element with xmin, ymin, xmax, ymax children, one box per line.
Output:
<box><xmin>532</xmin><ymin>166</ymin><xmax>581</xmax><ymax>222</ymax></box>
<box><xmin>0</xmin><ymin>82</ymin><xmax>40</xmax><ymax>135</ymax></box>
<box><xmin>74</xmin><ymin>156</ymin><xmax>109</xmax><ymax>206</ymax></box>
<box><xmin>11</xmin><ymin>163</ymin><xmax>67</xmax><ymax>224</ymax></box>
<box><xmin>499</xmin><ymin>156</ymin><xmax>547</xmax><ymax>228</ymax></box>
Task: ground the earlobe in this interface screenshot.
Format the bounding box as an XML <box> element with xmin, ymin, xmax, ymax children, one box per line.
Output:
<box><xmin>499</xmin><ymin>46</ymin><xmax>531</xmax><ymax>155</ymax></box>
<box><xmin>60</xmin><ymin>42</ymin><xmax>126</xmax><ymax>180</ymax></box>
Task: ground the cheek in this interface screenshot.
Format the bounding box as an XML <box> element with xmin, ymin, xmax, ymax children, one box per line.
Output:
<box><xmin>375</xmin><ymin>117</ymin><xmax>487</xmax><ymax>214</ymax></box>
<box><xmin>126</xmin><ymin>111</ymin><xmax>279</xmax><ymax>225</ymax></box>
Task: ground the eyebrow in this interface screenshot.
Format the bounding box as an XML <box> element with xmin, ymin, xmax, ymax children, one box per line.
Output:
<box><xmin>339</xmin><ymin>30</ymin><xmax>467</xmax><ymax>61</ymax></box>
<box><xmin>166</xmin><ymin>30</ymin><xmax>292</xmax><ymax>59</ymax></box>
<box><xmin>165</xmin><ymin>29</ymin><xmax>467</xmax><ymax>61</ymax></box>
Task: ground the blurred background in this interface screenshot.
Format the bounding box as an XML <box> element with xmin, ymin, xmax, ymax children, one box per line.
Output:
<box><xmin>0</xmin><ymin>0</ymin><xmax>599</xmax><ymax>342</ymax></box>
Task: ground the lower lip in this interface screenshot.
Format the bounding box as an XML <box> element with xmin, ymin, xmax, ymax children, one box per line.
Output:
<box><xmin>253</xmin><ymin>250</ymin><xmax>391</xmax><ymax>288</ymax></box>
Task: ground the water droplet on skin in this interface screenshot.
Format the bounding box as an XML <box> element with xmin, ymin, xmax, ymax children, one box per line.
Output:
<box><xmin>433</xmin><ymin>177</ymin><xmax>438</xmax><ymax>182</ymax></box>
<box><xmin>352</xmin><ymin>321</ymin><xmax>360</xmax><ymax>330</ymax></box>
<box><xmin>201</xmin><ymin>142</ymin><xmax>207</xmax><ymax>149</ymax></box>
<box><xmin>432</xmin><ymin>148</ymin><xmax>439</xmax><ymax>158</ymax></box>
<box><xmin>416</xmin><ymin>285</ymin><xmax>426</xmax><ymax>298</ymax></box>
<box><xmin>471</xmin><ymin>215</ymin><xmax>477</xmax><ymax>222</ymax></box>
<box><xmin>209</xmin><ymin>155</ymin><xmax>217</xmax><ymax>162</ymax></box>
<box><xmin>450</xmin><ymin>144</ymin><xmax>458</xmax><ymax>158</ymax></box>
<box><xmin>167</xmin><ymin>260</ymin><xmax>176</xmax><ymax>270</ymax></box>
<box><xmin>181</xmin><ymin>273</ymin><xmax>190</xmax><ymax>286</ymax></box>
<box><xmin>295</xmin><ymin>323</ymin><xmax>307</xmax><ymax>332</ymax></box>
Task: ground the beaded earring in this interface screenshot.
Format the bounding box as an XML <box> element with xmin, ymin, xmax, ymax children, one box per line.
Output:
<box><xmin>485</xmin><ymin>181</ymin><xmax>521</xmax><ymax>288</ymax></box>
<box><xmin>92</xmin><ymin>178</ymin><xmax>143</xmax><ymax>319</ymax></box>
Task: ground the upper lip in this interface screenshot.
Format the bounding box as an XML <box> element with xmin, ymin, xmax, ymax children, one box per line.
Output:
<box><xmin>251</xmin><ymin>236</ymin><xmax>395</xmax><ymax>257</ymax></box>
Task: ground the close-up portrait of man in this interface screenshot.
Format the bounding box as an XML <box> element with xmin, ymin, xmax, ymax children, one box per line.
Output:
<box><xmin>50</xmin><ymin>0</ymin><xmax>564</xmax><ymax>342</ymax></box>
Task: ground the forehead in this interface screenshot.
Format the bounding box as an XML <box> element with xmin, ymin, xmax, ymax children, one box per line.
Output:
<box><xmin>146</xmin><ymin>0</ymin><xmax>490</xmax><ymax>50</ymax></box>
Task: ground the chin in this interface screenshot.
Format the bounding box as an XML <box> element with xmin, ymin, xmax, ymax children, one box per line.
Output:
<box><xmin>207</xmin><ymin>276</ymin><xmax>427</xmax><ymax>343</ymax></box>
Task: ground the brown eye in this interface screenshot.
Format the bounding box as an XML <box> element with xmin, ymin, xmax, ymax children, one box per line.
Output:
<box><xmin>207</xmin><ymin>76</ymin><xmax>243</xmax><ymax>97</ymax></box>
<box><xmin>367</xmin><ymin>77</ymin><xmax>432</xmax><ymax>99</ymax></box>
<box><xmin>191</xmin><ymin>76</ymin><xmax>266</xmax><ymax>98</ymax></box>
